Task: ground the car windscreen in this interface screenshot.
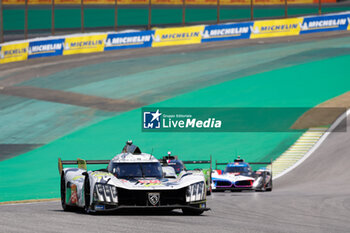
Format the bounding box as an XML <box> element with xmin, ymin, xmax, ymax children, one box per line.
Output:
<box><xmin>110</xmin><ymin>162</ymin><xmax>163</xmax><ymax>179</ymax></box>
<box><xmin>167</xmin><ymin>161</ymin><xmax>184</xmax><ymax>174</ymax></box>
<box><xmin>224</xmin><ymin>166</ymin><xmax>250</xmax><ymax>174</ymax></box>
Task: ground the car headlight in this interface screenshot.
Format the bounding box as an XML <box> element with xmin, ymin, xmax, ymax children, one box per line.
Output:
<box><xmin>186</xmin><ymin>182</ymin><xmax>205</xmax><ymax>202</ymax></box>
<box><xmin>96</xmin><ymin>184</ymin><xmax>104</xmax><ymax>194</ymax></box>
<box><xmin>94</xmin><ymin>183</ymin><xmax>118</xmax><ymax>203</ymax></box>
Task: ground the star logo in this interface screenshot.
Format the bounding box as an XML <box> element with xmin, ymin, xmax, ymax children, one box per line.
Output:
<box><xmin>150</xmin><ymin>109</ymin><xmax>162</xmax><ymax>123</ymax></box>
<box><xmin>143</xmin><ymin>109</ymin><xmax>162</xmax><ymax>129</ymax></box>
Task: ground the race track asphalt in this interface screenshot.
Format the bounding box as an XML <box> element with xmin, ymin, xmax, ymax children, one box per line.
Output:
<box><xmin>1</xmin><ymin>31</ymin><xmax>350</xmax><ymax>233</ymax></box>
<box><xmin>1</xmin><ymin>114</ymin><xmax>350</xmax><ymax>233</ymax></box>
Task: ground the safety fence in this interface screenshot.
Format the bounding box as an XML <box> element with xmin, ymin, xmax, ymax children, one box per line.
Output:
<box><xmin>1</xmin><ymin>0</ymin><xmax>337</xmax><ymax>4</ymax></box>
<box><xmin>1</xmin><ymin>1</ymin><xmax>350</xmax><ymax>43</ymax></box>
<box><xmin>0</xmin><ymin>11</ymin><xmax>349</xmax><ymax>64</ymax></box>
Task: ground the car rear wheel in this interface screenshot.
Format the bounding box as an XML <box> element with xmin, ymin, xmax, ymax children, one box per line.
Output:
<box><xmin>206</xmin><ymin>185</ymin><xmax>212</xmax><ymax>196</ymax></box>
<box><xmin>84</xmin><ymin>174</ymin><xmax>91</xmax><ymax>213</ymax></box>
<box><xmin>266</xmin><ymin>180</ymin><xmax>273</xmax><ymax>192</ymax></box>
<box><xmin>60</xmin><ymin>173</ymin><xmax>75</xmax><ymax>211</ymax></box>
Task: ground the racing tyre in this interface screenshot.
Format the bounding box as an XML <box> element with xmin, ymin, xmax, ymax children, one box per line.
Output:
<box><xmin>266</xmin><ymin>180</ymin><xmax>273</xmax><ymax>192</ymax></box>
<box><xmin>182</xmin><ymin>208</ymin><xmax>204</xmax><ymax>216</ymax></box>
<box><xmin>206</xmin><ymin>186</ymin><xmax>212</xmax><ymax>196</ymax></box>
<box><xmin>60</xmin><ymin>173</ymin><xmax>75</xmax><ymax>211</ymax></box>
<box><xmin>84</xmin><ymin>174</ymin><xmax>91</xmax><ymax>214</ymax></box>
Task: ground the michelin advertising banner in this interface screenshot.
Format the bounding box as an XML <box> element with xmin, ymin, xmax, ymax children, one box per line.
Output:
<box><xmin>250</xmin><ymin>18</ymin><xmax>303</xmax><ymax>39</ymax></box>
<box><xmin>28</xmin><ymin>39</ymin><xmax>65</xmax><ymax>59</ymax></box>
<box><xmin>201</xmin><ymin>22</ymin><xmax>253</xmax><ymax>43</ymax></box>
<box><xmin>300</xmin><ymin>14</ymin><xmax>350</xmax><ymax>34</ymax></box>
<box><xmin>63</xmin><ymin>34</ymin><xmax>107</xmax><ymax>55</ymax></box>
<box><xmin>0</xmin><ymin>42</ymin><xmax>29</xmax><ymax>64</ymax></box>
<box><xmin>152</xmin><ymin>26</ymin><xmax>205</xmax><ymax>47</ymax></box>
<box><xmin>1</xmin><ymin>12</ymin><xmax>350</xmax><ymax>65</ymax></box>
<box><xmin>104</xmin><ymin>31</ymin><xmax>154</xmax><ymax>51</ymax></box>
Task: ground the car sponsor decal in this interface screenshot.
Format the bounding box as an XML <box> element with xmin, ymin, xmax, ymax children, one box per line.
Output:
<box><xmin>92</xmin><ymin>172</ymin><xmax>113</xmax><ymax>183</ymax></box>
<box><xmin>70</xmin><ymin>184</ymin><xmax>78</xmax><ymax>204</ymax></box>
<box><xmin>137</xmin><ymin>180</ymin><xmax>162</xmax><ymax>187</ymax></box>
<box><xmin>72</xmin><ymin>175</ymin><xmax>84</xmax><ymax>181</ymax></box>
<box><xmin>95</xmin><ymin>205</ymin><xmax>105</xmax><ymax>210</ymax></box>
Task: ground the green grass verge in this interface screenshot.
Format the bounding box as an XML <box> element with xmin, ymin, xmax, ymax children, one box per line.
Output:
<box><xmin>0</xmin><ymin>54</ymin><xmax>349</xmax><ymax>202</ymax></box>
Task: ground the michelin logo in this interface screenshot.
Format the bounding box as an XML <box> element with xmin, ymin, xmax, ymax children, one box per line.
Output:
<box><xmin>2</xmin><ymin>48</ymin><xmax>27</xmax><ymax>58</ymax></box>
<box><xmin>202</xmin><ymin>27</ymin><xmax>249</xmax><ymax>38</ymax></box>
<box><xmin>143</xmin><ymin>109</ymin><xmax>162</xmax><ymax>129</ymax></box>
<box><xmin>250</xmin><ymin>24</ymin><xmax>298</xmax><ymax>34</ymax></box>
<box><xmin>65</xmin><ymin>40</ymin><xmax>103</xmax><ymax>50</ymax></box>
<box><xmin>250</xmin><ymin>26</ymin><xmax>259</xmax><ymax>34</ymax></box>
<box><xmin>152</xmin><ymin>34</ymin><xmax>161</xmax><ymax>42</ymax></box>
<box><xmin>153</xmin><ymin>32</ymin><xmax>200</xmax><ymax>42</ymax></box>
<box><xmin>105</xmin><ymin>35</ymin><xmax>151</xmax><ymax>46</ymax></box>
<box><xmin>300</xmin><ymin>18</ymin><xmax>348</xmax><ymax>31</ymax></box>
<box><xmin>28</xmin><ymin>43</ymin><xmax>63</xmax><ymax>55</ymax></box>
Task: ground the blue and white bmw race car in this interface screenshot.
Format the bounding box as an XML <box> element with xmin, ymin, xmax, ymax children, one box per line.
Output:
<box><xmin>58</xmin><ymin>141</ymin><xmax>209</xmax><ymax>215</ymax></box>
<box><xmin>212</xmin><ymin>157</ymin><xmax>272</xmax><ymax>192</ymax></box>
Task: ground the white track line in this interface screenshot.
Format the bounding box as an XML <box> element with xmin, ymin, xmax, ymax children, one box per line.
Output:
<box><xmin>273</xmin><ymin>109</ymin><xmax>349</xmax><ymax>180</ymax></box>
<box><xmin>0</xmin><ymin>199</ymin><xmax>59</xmax><ymax>206</ymax></box>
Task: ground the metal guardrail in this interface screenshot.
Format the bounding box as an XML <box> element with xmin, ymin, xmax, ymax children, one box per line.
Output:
<box><xmin>215</xmin><ymin>160</ymin><xmax>272</xmax><ymax>169</ymax></box>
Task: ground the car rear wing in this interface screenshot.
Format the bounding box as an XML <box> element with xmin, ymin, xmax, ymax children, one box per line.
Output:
<box><xmin>159</xmin><ymin>155</ymin><xmax>212</xmax><ymax>169</ymax></box>
<box><xmin>183</xmin><ymin>157</ymin><xmax>212</xmax><ymax>172</ymax></box>
<box><xmin>184</xmin><ymin>156</ymin><xmax>213</xmax><ymax>193</ymax></box>
<box><xmin>215</xmin><ymin>160</ymin><xmax>272</xmax><ymax>170</ymax></box>
<box><xmin>183</xmin><ymin>159</ymin><xmax>211</xmax><ymax>165</ymax></box>
<box><xmin>159</xmin><ymin>156</ymin><xmax>213</xmax><ymax>190</ymax></box>
<box><xmin>58</xmin><ymin>158</ymin><xmax>110</xmax><ymax>174</ymax></box>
